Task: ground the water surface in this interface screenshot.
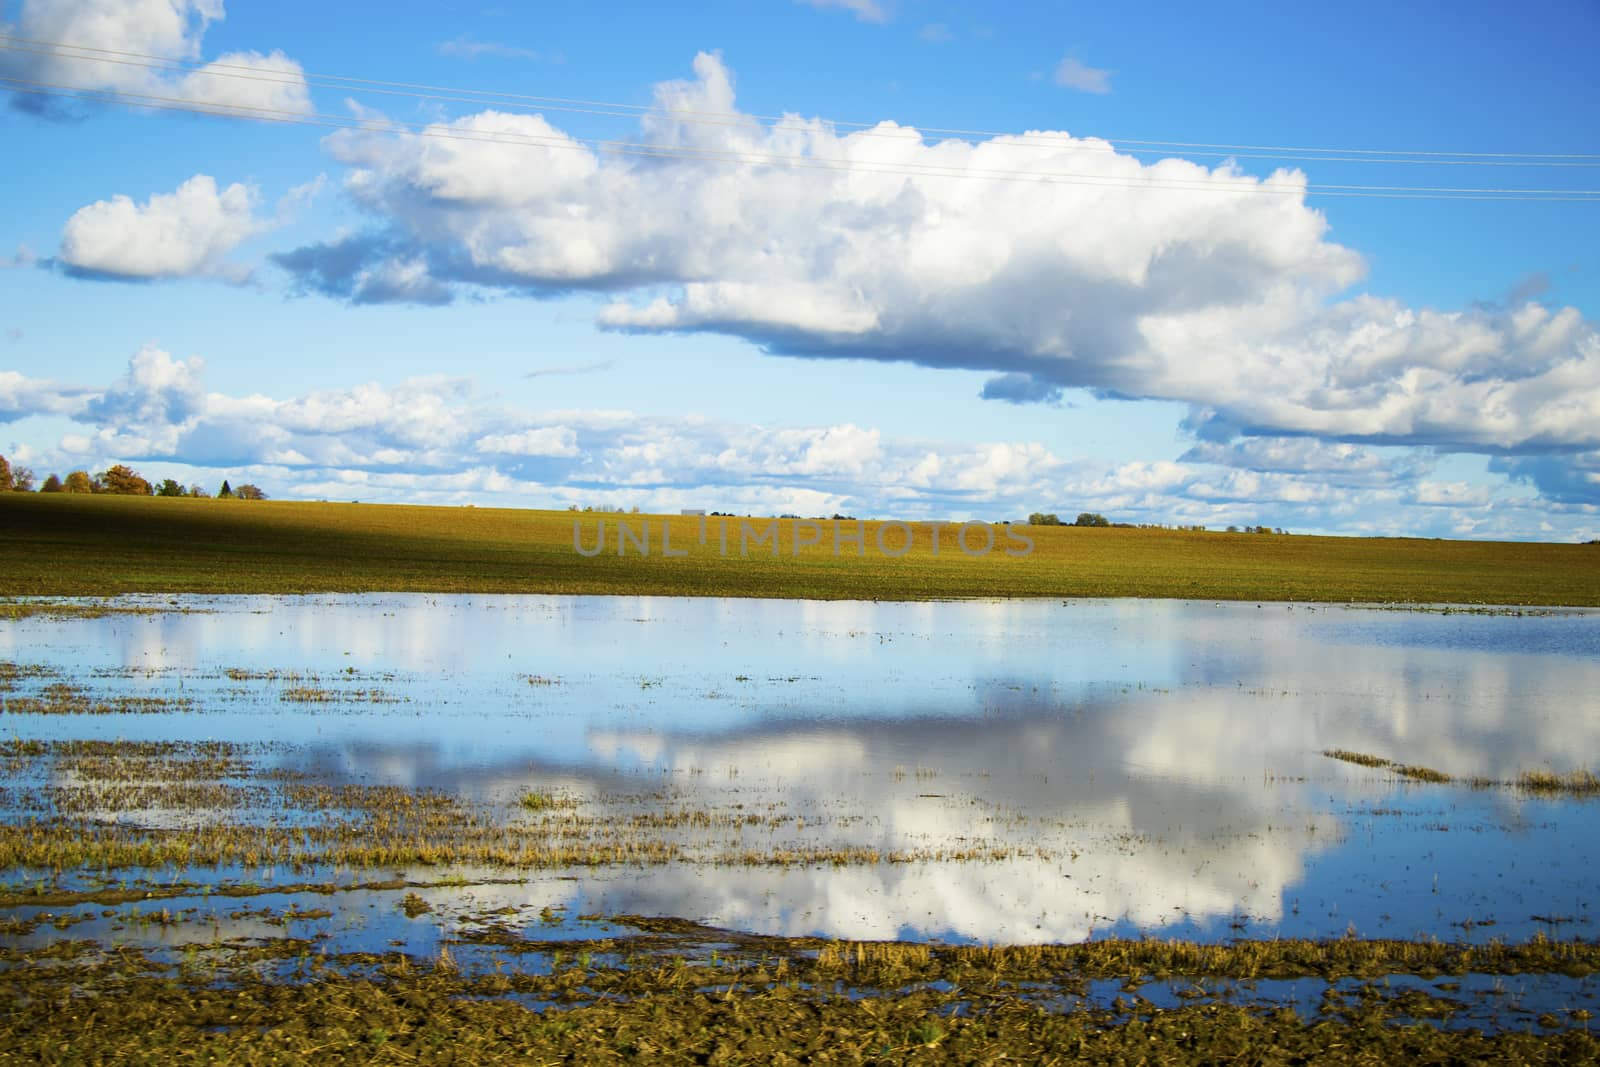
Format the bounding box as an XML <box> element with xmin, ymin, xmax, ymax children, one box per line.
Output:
<box><xmin>3</xmin><ymin>594</ymin><xmax>1597</xmax><ymax>947</ymax></box>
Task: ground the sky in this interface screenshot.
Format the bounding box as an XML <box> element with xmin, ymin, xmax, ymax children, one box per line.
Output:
<box><xmin>1</xmin><ymin>0</ymin><xmax>1598</xmax><ymax>539</ymax></box>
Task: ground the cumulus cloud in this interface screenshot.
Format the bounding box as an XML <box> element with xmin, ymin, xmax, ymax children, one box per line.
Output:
<box><xmin>1052</xmin><ymin>56</ymin><xmax>1113</xmax><ymax>94</ymax></box>
<box><xmin>0</xmin><ymin>0</ymin><xmax>311</xmax><ymax>118</ymax></box>
<box><xmin>0</xmin><ymin>368</ymin><xmax>92</xmax><ymax>422</ymax></box>
<box><xmin>268</xmin><ymin>52</ymin><xmax>1600</xmax><ymax>461</ymax></box>
<box><xmin>3</xmin><ymin>346</ymin><xmax>1596</xmax><ymax>540</ymax></box>
<box><xmin>475</xmin><ymin>428</ymin><xmax>579</xmax><ymax>458</ymax></box>
<box><xmin>58</xmin><ymin>175</ymin><xmax>261</xmax><ymax>281</ymax></box>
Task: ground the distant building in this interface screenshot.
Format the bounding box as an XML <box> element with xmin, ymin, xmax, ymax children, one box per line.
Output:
<box><xmin>681</xmin><ymin>508</ymin><xmax>706</xmax><ymax>516</ymax></box>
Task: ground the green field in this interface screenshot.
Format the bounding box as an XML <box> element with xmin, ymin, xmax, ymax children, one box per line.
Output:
<box><xmin>2</xmin><ymin>493</ymin><xmax>1597</xmax><ymax>604</ymax></box>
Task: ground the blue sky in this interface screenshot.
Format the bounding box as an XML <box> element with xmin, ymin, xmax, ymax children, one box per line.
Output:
<box><xmin>2</xmin><ymin>0</ymin><xmax>1597</xmax><ymax>538</ymax></box>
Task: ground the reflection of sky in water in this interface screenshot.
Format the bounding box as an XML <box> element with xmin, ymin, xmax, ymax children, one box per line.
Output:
<box><xmin>2</xmin><ymin>595</ymin><xmax>1597</xmax><ymax>944</ymax></box>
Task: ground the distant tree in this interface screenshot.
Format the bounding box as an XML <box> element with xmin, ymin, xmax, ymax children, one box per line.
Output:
<box><xmin>218</xmin><ymin>480</ymin><xmax>234</xmax><ymax>499</ymax></box>
<box><xmin>156</xmin><ymin>478</ymin><xmax>186</xmax><ymax>497</ymax></box>
<box><xmin>0</xmin><ymin>456</ymin><xmax>32</xmax><ymax>491</ymax></box>
<box><xmin>63</xmin><ymin>470</ymin><xmax>93</xmax><ymax>494</ymax></box>
<box><xmin>188</xmin><ymin>484</ymin><xmax>210</xmax><ymax>498</ymax></box>
<box><xmin>96</xmin><ymin>464</ymin><xmax>153</xmax><ymax>496</ymax></box>
<box><xmin>1226</xmin><ymin>525</ymin><xmax>1239</xmax><ymax>533</ymax></box>
<box><xmin>40</xmin><ymin>473</ymin><xmax>64</xmax><ymax>493</ymax></box>
<box><xmin>1028</xmin><ymin>512</ymin><xmax>1062</xmax><ymax>526</ymax></box>
<box><xmin>234</xmin><ymin>483</ymin><xmax>266</xmax><ymax>500</ymax></box>
<box><xmin>1074</xmin><ymin>512</ymin><xmax>1110</xmax><ymax>527</ymax></box>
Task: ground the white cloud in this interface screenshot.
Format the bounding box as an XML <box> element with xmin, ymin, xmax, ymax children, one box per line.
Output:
<box><xmin>0</xmin><ymin>368</ymin><xmax>92</xmax><ymax>422</ymax></box>
<box><xmin>475</xmin><ymin>428</ymin><xmax>580</xmax><ymax>458</ymax></box>
<box><xmin>1414</xmin><ymin>481</ymin><xmax>1492</xmax><ymax>507</ymax></box>
<box><xmin>272</xmin><ymin>53</ymin><xmax>1600</xmax><ymax>461</ymax></box>
<box><xmin>0</xmin><ymin>0</ymin><xmax>310</xmax><ymax>117</ymax></box>
<box><xmin>58</xmin><ymin>174</ymin><xmax>261</xmax><ymax>280</ymax></box>
<box><xmin>1052</xmin><ymin>56</ymin><xmax>1113</xmax><ymax>94</ymax></box>
<box><xmin>178</xmin><ymin>49</ymin><xmax>311</xmax><ymax>117</ymax></box>
<box><xmin>3</xmin><ymin>346</ymin><xmax>1597</xmax><ymax>542</ymax></box>
<box><xmin>797</xmin><ymin>0</ymin><xmax>889</xmax><ymax>23</ymax></box>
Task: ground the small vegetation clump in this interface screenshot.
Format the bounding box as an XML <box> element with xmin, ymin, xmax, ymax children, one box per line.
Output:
<box><xmin>1324</xmin><ymin>751</ymin><xmax>1600</xmax><ymax>796</ymax></box>
<box><xmin>1519</xmin><ymin>769</ymin><xmax>1600</xmax><ymax>797</ymax></box>
<box><xmin>519</xmin><ymin>790</ymin><xmax>576</xmax><ymax>812</ymax></box>
<box><xmin>1393</xmin><ymin>764</ymin><xmax>1453</xmax><ymax>784</ymax></box>
<box><xmin>399</xmin><ymin>892</ymin><xmax>433</xmax><ymax>918</ymax></box>
<box><xmin>1323</xmin><ymin>749</ymin><xmax>1392</xmax><ymax>768</ymax></box>
<box><xmin>280</xmin><ymin>685</ymin><xmax>339</xmax><ymax>703</ymax></box>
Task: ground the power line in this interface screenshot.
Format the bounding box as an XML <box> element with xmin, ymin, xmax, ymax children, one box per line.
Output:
<box><xmin>2</xmin><ymin>59</ymin><xmax>1597</xmax><ymax>201</ymax></box>
<box><xmin>6</xmin><ymin>74</ymin><xmax>1598</xmax><ymax>203</ymax></box>
<box><xmin>4</xmin><ymin>33</ymin><xmax>1598</xmax><ymax>169</ymax></box>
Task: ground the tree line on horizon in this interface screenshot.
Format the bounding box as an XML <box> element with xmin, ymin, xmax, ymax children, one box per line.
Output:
<box><xmin>0</xmin><ymin>455</ymin><xmax>265</xmax><ymax>500</ymax></box>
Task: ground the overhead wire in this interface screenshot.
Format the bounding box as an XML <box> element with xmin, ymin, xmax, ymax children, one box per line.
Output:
<box><xmin>2</xmin><ymin>35</ymin><xmax>1597</xmax><ymax>203</ymax></box>
<box><xmin>4</xmin><ymin>32</ymin><xmax>1597</xmax><ymax>166</ymax></box>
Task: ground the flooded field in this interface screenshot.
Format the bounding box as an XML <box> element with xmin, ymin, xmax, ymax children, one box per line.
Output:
<box><xmin>3</xmin><ymin>594</ymin><xmax>1599</xmax><ymax>1052</ymax></box>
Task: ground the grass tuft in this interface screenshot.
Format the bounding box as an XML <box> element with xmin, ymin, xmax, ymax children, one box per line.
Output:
<box><xmin>1322</xmin><ymin>749</ymin><xmax>1392</xmax><ymax>769</ymax></box>
<box><xmin>1517</xmin><ymin>769</ymin><xmax>1600</xmax><ymax>796</ymax></box>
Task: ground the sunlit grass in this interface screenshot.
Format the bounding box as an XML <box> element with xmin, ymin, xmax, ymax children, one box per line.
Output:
<box><xmin>2</xmin><ymin>494</ymin><xmax>1597</xmax><ymax>605</ymax></box>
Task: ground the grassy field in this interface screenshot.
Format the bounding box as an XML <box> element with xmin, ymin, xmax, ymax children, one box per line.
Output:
<box><xmin>2</xmin><ymin>493</ymin><xmax>1597</xmax><ymax>604</ymax></box>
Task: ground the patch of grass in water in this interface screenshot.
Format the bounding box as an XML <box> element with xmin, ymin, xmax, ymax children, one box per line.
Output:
<box><xmin>279</xmin><ymin>685</ymin><xmax>400</xmax><ymax>704</ymax></box>
<box><xmin>1394</xmin><ymin>764</ymin><xmax>1453</xmax><ymax>784</ymax></box>
<box><xmin>1</xmin><ymin>681</ymin><xmax>195</xmax><ymax>715</ymax></box>
<box><xmin>1518</xmin><ymin>769</ymin><xmax>1600</xmax><ymax>797</ymax></box>
<box><xmin>1323</xmin><ymin>749</ymin><xmax>1392</xmax><ymax>769</ymax></box>
<box><xmin>0</xmin><ymin>597</ymin><xmax>208</xmax><ymax>620</ymax></box>
<box><xmin>519</xmin><ymin>790</ymin><xmax>576</xmax><ymax>812</ymax></box>
<box><xmin>1324</xmin><ymin>750</ymin><xmax>1599</xmax><ymax>796</ymax></box>
<box><xmin>399</xmin><ymin>892</ymin><xmax>433</xmax><ymax>918</ymax></box>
